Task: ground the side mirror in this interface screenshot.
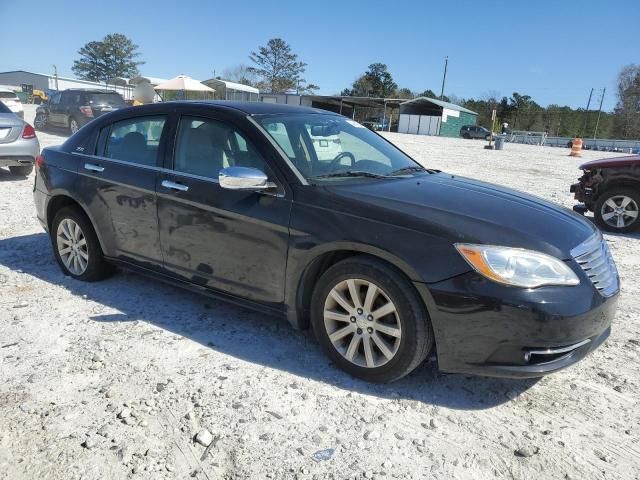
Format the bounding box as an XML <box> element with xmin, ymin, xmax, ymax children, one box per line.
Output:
<box><xmin>219</xmin><ymin>166</ymin><xmax>276</xmax><ymax>191</ymax></box>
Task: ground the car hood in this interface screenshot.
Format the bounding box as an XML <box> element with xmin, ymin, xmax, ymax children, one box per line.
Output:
<box><xmin>580</xmin><ymin>154</ymin><xmax>640</xmax><ymax>169</ymax></box>
<box><xmin>324</xmin><ymin>172</ymin><xmax>598</xmax><ymax>260</ymax></box>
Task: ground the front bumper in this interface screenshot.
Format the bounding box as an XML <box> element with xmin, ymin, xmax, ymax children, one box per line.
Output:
<box><xmin>415</xmin><ymin>270</ymin><xmax>618</xmax><ymax>378</ymax></box>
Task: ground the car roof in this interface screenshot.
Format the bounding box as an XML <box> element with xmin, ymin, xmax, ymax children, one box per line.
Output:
<box><xmin>161</xmin><ymin>100</ymin><xmax>340</xmax><ymax>116</ymax></box>
<box><xmin>62</xmin><ymin>89</ymin><xmax>120</xmax><ymax>93</ymax></box>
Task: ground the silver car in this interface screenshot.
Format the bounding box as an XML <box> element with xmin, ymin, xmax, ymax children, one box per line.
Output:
<box><xmin>0</xmin><ymin>101</ymin><xmax>40</xmax><ymax>176</ymax></box>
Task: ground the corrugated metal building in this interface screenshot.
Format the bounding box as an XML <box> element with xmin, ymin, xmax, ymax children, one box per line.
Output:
<box><xmin>0</xmin><ymin>70</ymin><xmax>134</xmax><ymax>99</ymax></box>
<box><xmin>398</xmin><ymin>97</ymin><xmax>477</xmax><ymax>137</ymax></box>
<box><xmin>201</xmin><ymin>79</ymin><xmax>260</xmax><ymax>101</ymax></box>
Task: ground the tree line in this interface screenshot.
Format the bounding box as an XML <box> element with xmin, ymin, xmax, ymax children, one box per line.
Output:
<box><xmin>71</xmin><ymin>34</ymin><xmax>640</xmax><ymax>140</ymax></box>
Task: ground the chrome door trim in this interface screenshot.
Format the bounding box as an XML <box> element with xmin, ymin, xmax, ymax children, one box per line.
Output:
<box><xmin>161</xmin><ymin>180</ymin><xmax>189</xmax><ymax>192</ymax></box>
<box><xmin>83</xmin><ymin>163</ymin><xmax>104</xmax><ymax>172</ymax></box>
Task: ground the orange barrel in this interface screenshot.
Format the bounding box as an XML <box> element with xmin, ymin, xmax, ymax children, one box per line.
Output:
<box><xmin>569</xmin><ymin>137</ymin><xmax>583</xmax><ymax>157</ymax></box>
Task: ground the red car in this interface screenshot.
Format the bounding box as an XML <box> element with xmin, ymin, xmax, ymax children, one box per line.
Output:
<box><xmin>571</xmin><ymin>155</ymin><xmax>640</xmax><ymax>232</ymax></box>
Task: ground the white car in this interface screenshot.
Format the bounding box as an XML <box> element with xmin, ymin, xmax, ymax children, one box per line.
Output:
<box><xmin>0</xmin><ymin>88</ymin><xmax>24</xmax><ymax>119</ymax></box>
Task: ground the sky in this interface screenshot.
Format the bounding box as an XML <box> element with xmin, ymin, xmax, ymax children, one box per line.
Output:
<box><xmin>1</xmin><ymin>0</ymin><xmax>638</xmax><ymax>111</ymax></box>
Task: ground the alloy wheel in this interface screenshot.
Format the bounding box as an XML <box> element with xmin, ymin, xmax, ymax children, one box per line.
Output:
<box><xmin>34</xmin><ymin>114</ymin><xmax>46</xmax><ymax>129</ymax></box>
<box><xmin>70</xmin><ymin>119</ymin><xmax>79</xmax><ymax>134</ymax></box>
<box><xmin>323</xmin><ymin>278</ymin><xmax>401</xmax><ymax>368</ymax></box>
<box><xmin>56</xmin><ymin>218</ymin><xmax>89</xmax><ymax>275</ymax></box>
<box><xmin>600</xmin><ymin>195</ymin><xmax>639</xmax><ymax>229</ymax></box>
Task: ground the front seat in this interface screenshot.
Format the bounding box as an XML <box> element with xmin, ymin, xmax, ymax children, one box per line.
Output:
<box><xmin>178</xmin><ymin>128</ymin><xmax>224</xmax><ymax>178</ymax></box>
<box><xmin>119</xmin><ymin>131</ymin><xmax>148</xmax><ymax>163</ymax></box>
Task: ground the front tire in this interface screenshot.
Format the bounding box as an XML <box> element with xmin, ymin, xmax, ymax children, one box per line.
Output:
<box><xmin>51</xmin><ymin>206</ymin><xmax>113</xmax><ymax>281</ymax></box>
<box><xmin>34</xmin><ymin>113</ymin><xmax>47</xmax><ymax>130</ymax></box>
<box><xmin>310</xmin><ymin>256</ymin><xmax>433</xmax><ymax>383</ymax></box>
<box><xmin>9</xmin><ymin>165</ymin><xmax>34</xmax><ymax>176</ymax></box>
<box><xmin>594</xmin><ymin>188</ymin><xmax>640</xmax><ymax>233</ymax></box>
<box><xmin>69</xmin><ymin>117</ymin><xmax>80</xmax><ymax>135</ymax></box>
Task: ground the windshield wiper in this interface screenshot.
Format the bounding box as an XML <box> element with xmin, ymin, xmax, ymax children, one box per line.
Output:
<box><xmin>310</xmin><ymin>171</ymin><xmax>393</xmax><ymax>180</ymax></box>
<box><xmin>388</xmin><ymin>165</ymin><xmax>432</xmax><ymax>176</ymax></box>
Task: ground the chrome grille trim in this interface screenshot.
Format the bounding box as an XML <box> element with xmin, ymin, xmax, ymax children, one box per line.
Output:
<box><xmin>571</xmin><ymin>234</ymin><xmax>619</xmax><ymax>297</ymax></box>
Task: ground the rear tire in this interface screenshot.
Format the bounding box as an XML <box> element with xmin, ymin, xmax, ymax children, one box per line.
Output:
<box><xmin>51</xmin><ymin>206</ymin><xmax>113</xmax><ymax>281</ymax></box>
<box><xmin>310</xmin><ymin>256</ymin><xmax>434</xmax><ymax>383</ymax></box>
<box><xmin>463</xmin><ymin>133</ymin><xmax>471</xmax><ymax>139</ymax></box>
<box><xmin>594</xmin><ymin>188</ymin><xmax>640</xmax><ymax>233</ymax></box>
<box><xmin>9</xmin><ymin>165</ymin><xmax>33</xmax><ymax>176</ymax></box>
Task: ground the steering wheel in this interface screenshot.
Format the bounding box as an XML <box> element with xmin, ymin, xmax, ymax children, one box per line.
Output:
<box><xmin>328</xmin><ymin>152</ymin><xmax>356</xmax><ymax>172</ymax></box>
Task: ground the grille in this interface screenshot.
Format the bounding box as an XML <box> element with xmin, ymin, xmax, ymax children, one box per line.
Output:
<box><xmin>571</xmin><ymin>234</ymin><xmax>619</xmax><ymax>297</ymax></box>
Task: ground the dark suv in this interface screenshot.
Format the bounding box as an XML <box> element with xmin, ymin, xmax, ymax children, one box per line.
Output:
<box><xmin>571</xmin><ymin>155</ymin><xmax>640</xmax><ymax>232</ymax></box>
<box><xmin>33</xmin><ymin>101</ymin><xmax>618</xmax><ymax>382</ymax></box>
<box><xmin>34</xmin><ymin>89</ymin><xmax>126</xmax><ymax>134</ymax></box>
<box><xmin>460</xmin><ymin>125</ymin><xmax>492</xmax><ymax>140</ymax></box>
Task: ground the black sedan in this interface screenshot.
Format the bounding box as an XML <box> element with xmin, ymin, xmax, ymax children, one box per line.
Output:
<box><xmin>33</xmin><ymin>101</ymin><xmax>619</xmax><ymax>382</ymax></box>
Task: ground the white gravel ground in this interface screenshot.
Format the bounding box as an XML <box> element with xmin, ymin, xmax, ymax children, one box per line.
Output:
<box><xmin>1</xmin><ymin>106</ymin><xmax>639</xmax><ymax>480</ymax></box>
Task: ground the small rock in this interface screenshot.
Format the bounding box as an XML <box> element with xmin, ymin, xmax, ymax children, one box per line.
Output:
<box><xmin>311</xmin><ymin>448</ymin><xmax>335</xmax><ymax>462</ymax></box>
<box><xmin>364</xmin><ymin>430</ymin><xmax>380</xmax><ymax>441</ymax></box>
<box><xmin>364</xmin><ymin>471</ymin><xmax>374</xmax><ymax>479</ymax></box>
<box><xmin>195</xmin><ymin>429</ymin><xmax>213</xmax><ymax>447</ymax></box>
<box><xmin>613</xmin><ymin>385</ymin><xmax>624</xmax><ymax>393</ymax></box>
<box><xmin>12</xmin><ymin>302</ymin><xmax>28</xmax><ymax>309</ymax></box>
<box><xmin>515</xmin><ymin>446</ymin><xmax>540</xmax><ymax>458</ymax></box>
<box><xmin>82</xmin><ymin>437</ymin><xmax>96</xmax><ymax>449</ymax></box>
<box><xmin>156</xmin><ymin>383</ymin><xmax>167</xmax><ymax>392</ymax></box>
<box><xmin>505</xmin><ymin>390</ymin><xmax>519</xmax><ymax>401</ymax></box>
<box><xmin>96</xmin><ymin>424</ymin><xmax>110</xmax><ymax>438</ymax></box>
<box><xmin>117</xmin><ymin>408</ymin><xmax>131</xmax><ymax>419</ymax></box>
<box><xmin>382</xmin><ymin>460</ymin><xmax>393</xmax><ymax>469</ymax></box>
<box><xmin>117</xmin><ymin>446</ymin><xmax>131</xmax><ymax>463</ymax></box>
<box><xmin>92</xmin><ymin>353</ymin><xmax>105</xmax><ymax>363</ymax></box>
<box><xmin>429</xmin><ymin>418</ymin><xmax>438</xmax><ymax>429</ymax></box>
<box><xmin>394</xmin><ymin>432</ymin><xmax>405</xmax><ymax>440</ymax></box>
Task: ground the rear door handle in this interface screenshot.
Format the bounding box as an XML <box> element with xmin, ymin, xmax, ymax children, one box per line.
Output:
<box><xmin>161</xmin><ymin>179</ymin><xmax>189</xmax><ymax>192</ymax></box>
<box><xmin>84</xmin><ymin>163</ymin><xmax>104</xmax><ymax>172</ymax></box>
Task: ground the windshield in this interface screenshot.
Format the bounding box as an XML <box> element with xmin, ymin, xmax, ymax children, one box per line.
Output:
<box><xmin>85</xmin><ymin>92</ymin><xmax>125</xmax><ymax>105</ymax></box>
<box><xmin>0</xmin><ymin>102</ymin><xmax>11</xmax><ymax>113</ymax></box>
<box><xmin>256</xmin><ymin>113</ymin><xmax>423</xmax><ymax>182</ymax></box>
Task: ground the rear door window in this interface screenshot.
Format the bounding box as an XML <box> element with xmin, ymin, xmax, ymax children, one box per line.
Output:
<box><xmin>103</xmin><ymin>116</ymin><xmax>166</xmax><ymax>166</ymax></box>
<box><xmin>85</xmin><ymin>92</ymin><xmax>126</xmax><ymax>106</ymax></box>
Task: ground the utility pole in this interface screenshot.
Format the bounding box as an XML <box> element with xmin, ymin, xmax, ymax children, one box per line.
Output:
<box><xmin>52</xmin><ymin>64</ymin><xmax>59</xmax><ymax>90</ymax></box>
<box><xmin>593</xmin><ymin>88</ymin><xmax>606</xmax><ymax>140</ymax></box>
<box><xmin>439</xmin><ymin>56</ymin><xmax>448</xmax><ymax>100</ymax></box>
<box><xmin>582</xmin><ymin>87</ymin><xmax>593</xmax><ymax>137</ymax></box>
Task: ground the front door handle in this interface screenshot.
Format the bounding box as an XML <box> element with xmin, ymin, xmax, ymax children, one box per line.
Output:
<box><xmin>161</xmin><ymin>179</ymin><xmax>189</xmax><ymax>192</ymax></box>
<box><xmin>84</xmin><ymin>163</ymin><xmax>104</xmax><ymax>172</ymax></box>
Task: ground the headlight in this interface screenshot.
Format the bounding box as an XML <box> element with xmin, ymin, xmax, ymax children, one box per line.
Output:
<box><xmin>455</xmin><ymin>244</ymin><xmax>580</xmax><ymax>288</ymax></box>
